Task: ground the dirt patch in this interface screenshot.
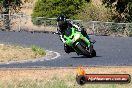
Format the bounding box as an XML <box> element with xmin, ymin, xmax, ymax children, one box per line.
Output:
<box><xmin>0</xmin><ymin>67</ymin><xmax>131</xmax><ymax>80</ymax></box>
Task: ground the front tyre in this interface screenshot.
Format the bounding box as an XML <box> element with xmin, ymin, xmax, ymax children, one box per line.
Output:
<box><xmin>76</xmin><ymin>43</ymin><xmax>91</xmax><ymax>57</ymax></box>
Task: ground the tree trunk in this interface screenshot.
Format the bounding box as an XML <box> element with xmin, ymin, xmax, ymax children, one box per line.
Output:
<box><xmin>3</xmin><ymin>0</ymin><xmax>10</xmax><ymax>31</ymax></box>
<box><xmin>3</xmin><ymin>14</ymin><xmax>10</xmax><ymax>31</ymax></box>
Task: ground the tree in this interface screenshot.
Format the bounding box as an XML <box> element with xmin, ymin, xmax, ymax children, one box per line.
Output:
<box><xmin>102</xmin><ymin>0</ymin><xmax>132</xmax><ymax>22</ymax></box>
<box><xmin>77</xmin><ymin>2</ymin><xmax>113</xmax><ymax>22</ymax></box>
<box><xmin>0</xmin><ymin>0</ymin><xmax>31</xmax><ymax>31</ymax></box>
<box><xmin>32</xmin><ymin>0</ymin><xmax>88</xmax><ymax>19</ymax></box>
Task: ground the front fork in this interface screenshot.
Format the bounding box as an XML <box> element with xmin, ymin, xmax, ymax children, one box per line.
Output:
<box><xmin>71</xmin><ymin>41</ymin><xmax>81</xmax><ymax>55</ymax></box>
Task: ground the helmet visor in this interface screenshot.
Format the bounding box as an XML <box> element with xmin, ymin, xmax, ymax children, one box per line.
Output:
<box><xmin>58</xmin><ymin>20</ymin><xmax>65</xmax><ymax>25</ymax></box>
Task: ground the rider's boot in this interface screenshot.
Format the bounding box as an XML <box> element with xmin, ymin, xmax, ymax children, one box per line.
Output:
<box><xmin>64</xmin><ymin>44</ymin><xmax>75</xmax><ymax>53</ymax></box>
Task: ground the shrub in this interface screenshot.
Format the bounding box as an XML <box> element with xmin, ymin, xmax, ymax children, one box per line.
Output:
<box><xmin>31</xmin><ymin>17</ymin><xmax>57</xmax><ymax>26</ymax></box>
<box><xmin>31</xmin><ymin>45</ymin><xmax>46</xmax><ymax>56</ymax></box>
<box><xmin>32</xmin><ymin>0</ymin><xmax>87</xmax><ymax>19</ymax></box>
<box><xmin>77</xmin><ymin>2</ymin><xmax>113</xmax><ymax>22</ymax></box>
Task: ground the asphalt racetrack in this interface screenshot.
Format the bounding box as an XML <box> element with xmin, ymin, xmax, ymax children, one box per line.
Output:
<box><xmin>0</xmin><ymin>31</ymin><xmax>131</xmax><ymax>68</ymax></box>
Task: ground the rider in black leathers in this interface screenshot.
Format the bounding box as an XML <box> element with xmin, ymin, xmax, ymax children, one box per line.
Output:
<box><xmin>56</xmin><ymin>15</ymin><xmax>92</xmax><ymax>53</ymax></box>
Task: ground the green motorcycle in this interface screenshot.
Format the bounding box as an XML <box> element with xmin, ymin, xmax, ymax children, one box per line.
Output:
<box><xmin>63</xmin><ymin>27</ymin><xmax>96</xmax><ymax>57</ymax></box>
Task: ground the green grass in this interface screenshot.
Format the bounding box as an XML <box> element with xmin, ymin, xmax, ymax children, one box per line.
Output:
<box><xmin>31</xmin><ymin>45</ymin><xmax>46</xmax><ymax>56</ymax></box>
<box><xmin>0</xmin><ymin>79</ymin><xmax>68</xmax><ymax>88</ymax></box>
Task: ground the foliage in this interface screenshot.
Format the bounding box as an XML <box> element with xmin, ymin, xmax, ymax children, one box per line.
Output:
<box><xmin>77</xmin><ymin>2</ymin><xmax>113</xmax><ymax>21</ymax></box>
<box><xmin>102</xmin><ymin>0</ymin><xmax>132</xmax><ymax>22</ymax></box>
<box><xmin>31</xmin><ymin>45</ymin><xmax>46</xmax><ymax>56</ymax></box>
<box><xmin>32</xmin><ymin>0</ymin><xmax>88</xmax><ymax>19</ymax></box>
<box><xmin>31</xmin><ymin>17</ymin><xmax>56</xmax><ymax>25</ymax></box>
<box><xmin>0</xmin><ymin>0</ymin><xmax>33</xmax><ymax>13</ymax></box>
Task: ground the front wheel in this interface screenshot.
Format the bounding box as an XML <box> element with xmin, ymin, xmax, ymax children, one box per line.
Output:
<box><xmin>76</xmin><ymin>43</ymin><xmax>91</xmax><ymax>57</ymax></box>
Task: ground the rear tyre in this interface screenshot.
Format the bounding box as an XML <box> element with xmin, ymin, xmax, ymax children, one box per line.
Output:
<box><xmin>91</xmin><ymin>49</ymin><xmax>96</xmax><ymax>57</ymax></box>
<box><xmin>64</xmin><ymin>44</ymin><xmax>70</xmax><ymax>53</ymax></box>
<box><xmin>64</xmin><ymin>44</ymin><xmax>75</xmax><ymax>53</ymax></box>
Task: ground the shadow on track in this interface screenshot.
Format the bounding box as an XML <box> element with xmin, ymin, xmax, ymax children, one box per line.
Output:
<box><xmin>71</xmin><ymin>55</ymin><xmax>102</xmax><ymax>58</ymax></box>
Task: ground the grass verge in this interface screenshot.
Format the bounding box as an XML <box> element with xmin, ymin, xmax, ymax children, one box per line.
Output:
<box><xmin>0</xmin><ymin>44</ymin><xmax>46</xmax><ymax>63</ymax></box>
<box><xmin>0</xmin><ymin>67</ymin><xmax>131</xmax><ymax>88</ymax></box>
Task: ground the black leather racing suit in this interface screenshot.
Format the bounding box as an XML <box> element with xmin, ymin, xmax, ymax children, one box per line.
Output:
<box><xmin>57</xmin><ymin>21</ymin><xmax>90</xmax><ymax>53</ymax></box>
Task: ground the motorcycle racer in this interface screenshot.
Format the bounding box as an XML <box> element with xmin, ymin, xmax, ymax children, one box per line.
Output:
<box><xmin>56</xmin><ymin>15</ymin><xmax>93</xmax><ymax>53</ymax></box>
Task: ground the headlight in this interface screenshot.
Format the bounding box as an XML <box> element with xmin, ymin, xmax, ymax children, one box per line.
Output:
<box><xmin>74</xmin><ymin>34</ymin><xmax>80</xmax><ymax>41</ymax></box>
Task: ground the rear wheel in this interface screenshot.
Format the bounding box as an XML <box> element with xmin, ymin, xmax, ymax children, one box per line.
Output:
<box><xmin>64</xmin><ymin>44</ymin><xmax>70</xmax><ymax>53</ymax></box>
<box><xmin>64</xmin><ymin>44</ymin><xmax>75</xmax><ymax>53</ymax></box>
<box><xmin>91</xmin><ymin>49</ymin><xmax>96</xmax><ymax>57</ymax></box>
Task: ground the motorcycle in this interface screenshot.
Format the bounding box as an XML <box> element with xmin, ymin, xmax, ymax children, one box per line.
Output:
<box><xmin>56</xmin><ymin>27</ymin><xmax>96</xmax><ymax>57</ymax></box>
